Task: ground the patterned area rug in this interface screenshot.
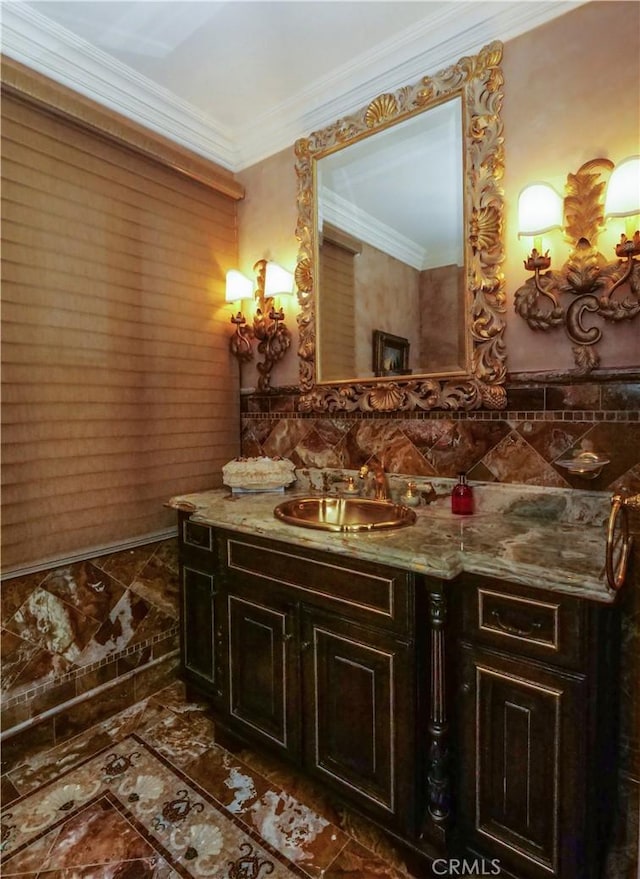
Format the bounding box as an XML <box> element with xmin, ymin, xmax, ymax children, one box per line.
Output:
<box><xmin>1</xmin><ymin>733</ymin><xmax>317</xmax><ymax>878</ymax></box>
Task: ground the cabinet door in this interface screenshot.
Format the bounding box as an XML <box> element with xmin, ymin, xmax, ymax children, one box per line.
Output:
<box><xmin>227</xmin><ymin>591</ymin><xmax>299</xmax><ymax>759</ymax></box>
<box><xmin>458</xmin><ymin>644</ymin><xmax>586</xmax><ymax>879</ymax></box>
<box><xmin>181</xmin><ymin>564</ymin><xmax>219</xmax><ymax>696</ymax></box>
<box><xmin>302</xmin><ymin>611</ymin><xmax>414</xmax><ymax>831</ymax></box>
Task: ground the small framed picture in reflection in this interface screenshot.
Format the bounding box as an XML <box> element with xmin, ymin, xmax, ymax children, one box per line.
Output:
<box><xmin>372</xmin><ymin>330</ymin><xmax>411</xmax><ymax>377</ymax></box>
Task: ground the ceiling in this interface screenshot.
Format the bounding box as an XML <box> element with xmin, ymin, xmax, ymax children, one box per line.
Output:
<box><xmin>3</xmin><ymin>1</ymin><xmax>584</xmax><ymax>172</ymax></box>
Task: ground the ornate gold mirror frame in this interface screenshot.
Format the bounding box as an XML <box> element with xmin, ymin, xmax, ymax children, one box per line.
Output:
<box><xmin>294</xmin><ymin>41</ymin><xmax>506</xmax><ymax>412</ymax></box>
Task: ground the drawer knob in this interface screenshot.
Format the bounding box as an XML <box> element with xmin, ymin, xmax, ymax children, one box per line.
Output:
<box><xmin>491</xmin><ymin>610</ymin><xmax>542</xmax><ymax>638</ymax></box>
<box><xmin>282</xmin><ymin>633</ymin><xmax>293</xmax><ymax>642</ymax></box>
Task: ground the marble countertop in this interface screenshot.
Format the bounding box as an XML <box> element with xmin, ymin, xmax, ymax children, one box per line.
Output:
<box><xmin>168</xmin><ymin>482</ymin><xmax>616</xmax><ymax>604</ymax></box>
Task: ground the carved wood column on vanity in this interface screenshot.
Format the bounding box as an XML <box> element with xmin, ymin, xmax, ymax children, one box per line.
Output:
<box><xmin>421</xmin><ymin>584</ymin><xmax>450</xmax><ymax>847</ymax></box>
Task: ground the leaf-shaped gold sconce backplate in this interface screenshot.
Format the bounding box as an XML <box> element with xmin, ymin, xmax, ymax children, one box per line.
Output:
<box><xmin>514</xmin><ymin>158</ymin><xmax>640</xmax><ymax>375</ymax></box>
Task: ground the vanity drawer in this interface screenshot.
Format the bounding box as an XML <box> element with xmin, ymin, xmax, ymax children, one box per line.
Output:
<box><xmin>178</xmin><ymin>513</ymin><xmax>219</xmax><ymax>574</ymax></box>
<box><xmin>182</xmin><ymin>519</ymin><xmax>215</xmax><ymax>552</ymax></box>
<box><xmin>222</xmin><ymin>533</ymin><xmax>412</xmax><ymax>634</ymax></box>
<box><xmin>462</xmin><ymin>577</ymin><xmax>585</xmax><ymax>669</ymax></box>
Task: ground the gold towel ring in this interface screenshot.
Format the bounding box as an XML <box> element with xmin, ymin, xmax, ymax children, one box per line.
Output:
<box><xmin>606</xmin><ymin>493</ymin><xmax>638</xmax><ymax>591</ymax></box>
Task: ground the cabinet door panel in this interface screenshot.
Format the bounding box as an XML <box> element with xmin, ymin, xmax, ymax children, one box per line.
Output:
<box><xmin>227</xmin><ymin>594</ymin><xmax>295</xmax><ymax>755</ymax></box>
<box><xmin>459</xmin><ymin>645</ymin><xmax>586</xmax><ymax>879</ymax></box>
<box><xmin>303</xmin><ymin>612</ymin><xmax>413</xmax><ymax>829</ymax></box>
<box><xmin>181</xmin><ymin>565</ymin><xmax>216</xmax><ymax>690</ymax></box>
<box><xmin>311</xmin><ymin>627</ymin><xmax>393</xmax><ymax>808</ymax></box>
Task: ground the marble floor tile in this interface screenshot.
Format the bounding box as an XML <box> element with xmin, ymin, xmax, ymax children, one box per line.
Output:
<box><xmin>6</xmin><ymin>698</ymin><xmax>171</xmax><ymax>796</ymax></box>
<box><xmin>136</xmin><ymin>704</ymin><xmax>217</xmax><ymax>767</ymax></box>
<box><xmin>323</xmin><ymin>838</ymin><xmax>410</xmax><ymax>878</ymax></box>
<box><xmin>1</xmin><ymin>686</ymin><xmax>425</xmax><ymax>879</ymax></box>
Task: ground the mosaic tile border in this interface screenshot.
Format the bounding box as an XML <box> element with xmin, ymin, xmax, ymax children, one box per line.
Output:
<box><xmin>2</xmin><ymin>627</ymin><xmax>179</xmax><ymax>712</ymax></box>
<box><xmin>242</xmin><ymin>409</ymin><xmax>639</xmax><ymax>422</ymax></box>
<box><xmin>1</xmin><ymin>734</ymin><xmax>311</xmax><ymax>879</ymax></box>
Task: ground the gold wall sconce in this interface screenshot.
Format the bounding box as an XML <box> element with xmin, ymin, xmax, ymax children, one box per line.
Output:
<box><xmin>225</xmin><ymin>259</ymin><xmax>295</xmax><ymax>390</ymax></box>
<box><xmin>514</xmin><ymin>155</ymin><xmax>640</xmax><ymax>373</ymax></box>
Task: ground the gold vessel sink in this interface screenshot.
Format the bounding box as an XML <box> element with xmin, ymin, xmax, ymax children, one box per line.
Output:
<box><xmin>274</xmin><ymin>496</ymin><xmax>416</xmax><ymax>533</ymax></box>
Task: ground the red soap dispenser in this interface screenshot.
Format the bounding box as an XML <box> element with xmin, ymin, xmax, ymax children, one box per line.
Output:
<box><xmin>451</xmin><ymin>472</ymin><xmax>474</xmax><ymax>515</ymax></box>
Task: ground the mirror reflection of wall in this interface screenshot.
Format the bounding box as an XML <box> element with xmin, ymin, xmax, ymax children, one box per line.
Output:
<box><xmin>315</xmin><ymin>96</ymin><xmax>464</xmax><ymax>382</ymax></box>
<box><xmin>354</xmin><ymin>243</ymin><xmax>419</xmax><ymax>377</ymax></box>
<box><xmin>419</xmin><ymin>264</ymin><xmax>466</xmax><ymax>374</ymax></box>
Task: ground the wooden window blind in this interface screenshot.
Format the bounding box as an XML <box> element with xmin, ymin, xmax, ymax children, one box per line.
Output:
<box><xmin>318</xmin><ymin>238</ymin><xmax>357</xmax><ymax>381</ymax></box>
<box><xmin>1</xmin><ymin>92</ymin><xmax>241</xmax><ymax>573</ymax></box>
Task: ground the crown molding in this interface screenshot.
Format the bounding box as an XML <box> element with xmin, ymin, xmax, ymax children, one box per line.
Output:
<box><xmin>234</xmin><ymin>1</ymin><xmax>586</xmax><ymax>168</ymax></box>
<box><xmin>2</xmin><ymin>1</ymin><xmax>586</xmax><ymax>173</ymax></box>
<box><xmin>1</xmin><ymin>3</ymin><xmax>238</xmax><ymax>169</ymax></box>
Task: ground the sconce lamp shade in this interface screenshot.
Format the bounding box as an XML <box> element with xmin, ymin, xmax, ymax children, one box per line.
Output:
<box><xmin>225</xmin><ymin>269</ymin><xmax>253</xmax><ymax>303</ymax></box>
<box><xmin>604</xmin><ymin>156</ymin><xmax>640</xmax><ymax>218</ymax></box>
<box><xmin>264</xmin><ymin>262</ymin><xmax>295</xmax><ymax>298</ymax></box>
<box><xmin>518</xmin><ymin>183</ymin><xmax>563</xmax><ymax>237</ymax></box>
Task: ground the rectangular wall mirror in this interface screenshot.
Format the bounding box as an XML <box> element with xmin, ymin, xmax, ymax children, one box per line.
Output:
<box><xmin>317</xmin><ymin>96</ymin><xmax>464</xmax><ymax>382</ymax></box>
<box><xmin>294</xmin><ymin>42</ymin><xmax>507</xmax><ymax>412</ymax></box>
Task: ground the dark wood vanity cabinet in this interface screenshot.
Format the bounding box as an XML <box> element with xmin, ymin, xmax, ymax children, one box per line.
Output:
<box><xmin>221</xmin><ymin>530</ymin><xmax>418</xmax><ymax>834</ymax></box>
<box><xmin>224</xmin><ymin>575</ymin><xmax>300</xmax><ymax>760</ymax></box>
<box><xmin>178</xmin><ymin>514</ymin><xmax>619</xmax><ymax>877</ymax></box>
<box><xmin>453</xmin><ymin>575</ymin><xmax>618</xmax><ymax>879</ymax></box>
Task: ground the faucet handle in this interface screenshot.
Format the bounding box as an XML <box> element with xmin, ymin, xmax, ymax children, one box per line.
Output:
<box><xmin>402</xmin><ymin>481</ymin><xmax>421</xmax><ymax>507</ymax></box>
<box><xmin>418</xmin><ymin>482</ymin><xmax>438</xmax><ymax>504</ymax></box>
<box><xmin>342</xmin><ymin>476</ymin><xmax>360</xmax><ymax>496</ymax></box>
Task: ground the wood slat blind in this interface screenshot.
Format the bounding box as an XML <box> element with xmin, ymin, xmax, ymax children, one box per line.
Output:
<box><xmin>1</xmin><ymin>93</ymin><xmax>241</xmax><ymax>573</ymax></box>
<box><xmin>318</xmin><ymin>240</ymin><xmax>356</xmax><ymax>381</ymax></box>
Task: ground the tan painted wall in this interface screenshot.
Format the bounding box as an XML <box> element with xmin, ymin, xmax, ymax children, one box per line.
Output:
<box><xmin>236</xmin><ymin>148</ymin><xmax>300</xmax><ymax>389</ymax></box>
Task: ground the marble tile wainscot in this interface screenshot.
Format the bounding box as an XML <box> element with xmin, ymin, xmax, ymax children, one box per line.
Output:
<box><xmin>0</xmin><ymin>537</ymin><xmax>181</xmax><ymax>773</ymax></box>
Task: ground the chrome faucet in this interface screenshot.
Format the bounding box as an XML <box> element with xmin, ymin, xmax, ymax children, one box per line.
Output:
<box><xmin>358</xmin><ymin>462</ymin><xmax>389</xmax><ymax>501</ymax></box>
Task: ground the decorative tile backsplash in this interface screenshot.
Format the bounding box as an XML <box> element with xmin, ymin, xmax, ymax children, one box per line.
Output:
<box><xmin>239</xmin><ymin>379</ymin><xmax>640</xmax><ymax>493</ymax></box>
<box><xmin>241</xmin><ymin>412</ymin><xmax>640</xmax><ymax>493</ymax></box>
